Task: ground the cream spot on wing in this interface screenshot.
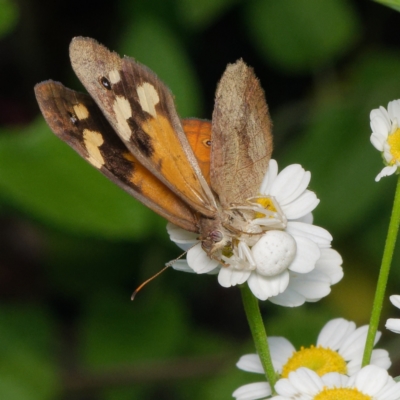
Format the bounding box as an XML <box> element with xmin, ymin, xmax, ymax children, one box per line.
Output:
<box><xmin>109</xmin><ymin>70</ymin><xmax>121</xmax><ymax>84</ymax></box>
<box><xmin>83</xmin><ymin>129</ymin><xmax>105</xmax><ymax>168</ymax></box>
<box><xmin>73</xmin><ymin>103</ymin><xmax>89</xmax><ymax>120</ymax></box>
<box><xmin>137</xmin><ymin>82</ymin><xmax>159</xmax><ymax>118</ymax></box>
<box><xmin>113</xmin><ymin>96</ymin><xmax>132</xmax><ymax>141</ymax></box>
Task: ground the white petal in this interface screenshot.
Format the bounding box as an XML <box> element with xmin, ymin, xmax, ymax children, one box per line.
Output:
<box><xmin>316</xmin><ymin>318</ymin><xmax>355</xmax><ymax>350</ymax></box>
<box><xmin>186</xmin><ymin>243</ymin><xmax>219</xmax><ymax>273</ymax></box>
<box><xmin>339</xmin><ymin>325</ymin><xmax>379</xmax><ymax>361</ymax></box>
<box><xmin>286</xmin><ymin>221</ymin><xmax>332</xmax><ymax>248</ymax></box>
<box><xmin>269</xmin><ymin>287</ymin><xmax>306</xmax><ymax>307</ymax></box>
<box><xmin>282</xmin><ymin>190</ymin><xmax>319</xmax><ymax>220</ymax></box>
<box><xmin>218</xmin><ymin>266</ymin><xmax>250</xmax><ymax>287</ymax></box>
<box><xmin>273</xmin><ymin>378</ymin><xmax>297</xmax><ymax>397</ymax></box>
<box><xmin>386</xmin><ymin>318</ymin><xmax>400</xmax><ymax>334</ymax></box>
<box><xmin>346</xmin><ymin>358</ymin><xmax>363</xmax><ymax>376</ymax></box>
<box><xmin>351</xmin><ymin>365</ymin><xmax>389</xmax><ymax>396</ymax></box>
<box><xmin>171</xmin><ymin>260</ymin><xmax>195</xmax><ymax>273</ymax></box>
<box><xmin>232</xmin><ymin>382</ymin><xmax>271</xmax><ymax>400</ymax></box>
<box><xmin>389</xmin><ymin>294</ymin><xmax>400</xmax><ymax>309</ymax></box>
<box><xmin>370</xmin><ymin>114</ymin><xmax>390</xmax><ymax>138</ymax></box>
<box><xmin>376</xmin><ymin>379</ymin><xmax>400</xmax><ymax>399</ymax></box>
<box><xmin>287</xmin><ymin>368</ymin><xmax>323</xmax><ymax>395</ymax></box>
<box><xmin>247</xmin><ymin>270</ymin><xmax>290</xmax><ymax>300</ymax></box>
<box><xmin>383</xmin><ymin>142</ymin><xmax>394</xmax><ymax>163</ymax></box>
<box><xmin>269</xmin><ymin>337</ymin><xmax>296</xmax><ymax>371</ymax></box>
<box><xmin>277</xmin><ymin>169</ymin><xmax>311</xmax><ymax>207</ymax></box>
<box><xmin>379</xmin><ymin>105</ymin><xmax>391</xmax><ymax>121</ymax></box>
<box><xmin>268</xmin><ymin>397</ymin><xmax>286</xmax><ymax>400</ymax></box>
<box><xmin>288</xmin><ymin>270</ymin><xmax>331</xmax><ymax>300</ymax></box>
<box><xmin>338</xmin><ymin>325</ymin><xmax>368</xmax><ymax>359</ymax></box>
<box><xmin>321</xmin><ymin>372</ymin><xmax>348</xmax><ymax>388</ymax></box>
<box><xmin>375</xmin><ymin>165</ymin><xmax>397</xmax><ymax>182</ymax></box>
<box><xmin>370</xmin><ymin>106</ymin><xmax>390</xmax><ymax>123</ymax></box>
<box><xmin>166</xmin><ymin>222</ymin><xmax>198</xmax><ymax>242</ymax></box>
<box><xmin>273</xmin><ymin>378</ymin><xmax>298</xmax><ymax>397</ymax></box>
<box><xmin>236</xmin><ymin>354</ymin><xmax>264</xmax><ymax>374</ymax></box>
<box><xmin>370</xmin><ymin>349</ymin><xmax>391</xmax><ymax>370</ymax></box>
<box><xmin>171</xmin><ymin>259</ymin><xmax>219</xmax><ymax>275</ymax></box>
<box><xmin>314</xmin><ymin>248</ymin><xmax>343</xmax><ymax>284</ymax></box>
<box><xmin>270</xmin><ymin>164</ymin><xmax>306</xmax><ymax>205</ymax></box>
<box><xmin>388</xmin><ymin>99</ymin><xmax>400</xmax><ymax>122</ymax></box>
<box><xmin>370</xmin><ymin>130</ymin><xmax>386</xmax><ymax>151</ymax></box>
<box><xmin>288</xmin><ymin>235</ymin><xmax>320</xmax><ymax>273</ymax></box>
<box><xmin>166</xmin><ymin>223</ymin><xmax>198</xmax><ymax>251</ymax></box>
<box><xmin>369</xmin><ymin>108</ymin><xmax>384</xmax><ymax>123</ymax></box>
<box><xmin>260</xmin><ymin>159</ymin><xmax>278</xmax><ymax>194</ymax></box>
<box><xmin>293</xmin><ymin>212</ymin><xmax>314</xmax><ymax>224</ymax></box>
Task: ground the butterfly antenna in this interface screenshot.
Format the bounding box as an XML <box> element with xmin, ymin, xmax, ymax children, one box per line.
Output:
<box><xmin>165</xmin><ymin>249</ymin><xmax>188</xmax><ymax>267</ymax></box>
<box><xmin>131</xmin><ymin>265</ymin><xmax>170</xmax><ymax>300</ymax></box>
<box><xmin>131</xmin><ymin>249</ymin><xmax>191</xmax><ymax>300</ymax></box>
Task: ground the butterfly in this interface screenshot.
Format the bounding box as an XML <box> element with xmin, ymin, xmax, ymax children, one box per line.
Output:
<box><xmin>34</xmin><ymin>37</ymin><xmax>273</xmax><ymax>262</ymax></box>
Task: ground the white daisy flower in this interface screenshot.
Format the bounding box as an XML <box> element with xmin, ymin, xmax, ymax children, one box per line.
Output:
<box><xmin>370</xmin><ymin>99</ymin><xmax>400</xmax><ymax>181</ymax></box>
<box><xmin>385</xmin><ymin>294</ymin><xmax>400</xmax><ymax>334</ymax></box>
<box><xmin>168</xmin><ymin>160</ymin><xmax>343</xmax><ymax>304</ymax></box>
<box><xmin>271</xmin><ymin>366</ymin><xmax>400</xmax><ymax>400</ymax></box>
<box><xmin>233</xmin><ymin>318</ymin><xmax>391</xmax><ymax>400</ymax></box>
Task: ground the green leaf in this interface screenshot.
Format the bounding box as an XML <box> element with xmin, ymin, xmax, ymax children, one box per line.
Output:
<box><xmin>0</xmin><ymin>306</ymin><xmax>60</xmax><ymax>399</ymax></box>
<box><xmin>176</xmin><ymin>0</ymin><xmax>238</xmax><ymax>30</ymax></box>
<box><xmin>118</xmin><ymin>14</ymin><xmax>203</xmax><ymax>118</ymax></box>
<box><xmin>374</xmin><ymin>0</ymin><xmax>400</xmax><ymax>12</ymax></box>
<box><xmin>0</xmin><ymin>0</ymin><xmax>18</xmax><ymax>38</ymax></box>
<box><xmin>0</xmin><ymin>118</ymin><xmax>158</xmax><ymax>239</ymax></box>
<box><xmin>245</xmin><ymin>0</ymin><xmax>360</xmax><ymax>73</ymax></box>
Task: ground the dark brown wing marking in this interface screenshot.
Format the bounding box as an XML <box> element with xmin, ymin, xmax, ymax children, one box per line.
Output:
<box><xmin>34</xmin><ymin>80</ymin><xmax>199</xmax><ymax>232</ymax></box>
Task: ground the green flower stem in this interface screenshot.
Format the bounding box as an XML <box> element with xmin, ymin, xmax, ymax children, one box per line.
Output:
<box><xmin>240</xmin><ymin>283</ymin><xmax>277</xmax><ymax>391</ymax></box>
<box><xmin>362</xmin><ymin>175</ymin><xmax>400</xmax><ymax>366</ymax></box>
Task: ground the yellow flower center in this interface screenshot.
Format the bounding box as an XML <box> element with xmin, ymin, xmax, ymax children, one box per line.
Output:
<box><xmin>387</xmin><ymin>128</ymin><xmax>400</xmax><ymax>164</ymax></box>
<box><xmin>281</xmin><ymin>346</ymin><xmax>347</xmax><ymax>378</ymax></box>
<box><xmin>255</xmin><ymin>197</ymin><xmax>277</xmax><ymax>219</ymax></box>
<box><xmin>314</xmin><ymin>388</ymin><xmax>371</xmax><ymax>400</ymax></box>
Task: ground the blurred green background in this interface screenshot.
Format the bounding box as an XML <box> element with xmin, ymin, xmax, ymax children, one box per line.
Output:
<box><xmin>0</xmin><ymin>0</ymin><xmax>400</xmax><ymax>398</ymax></box>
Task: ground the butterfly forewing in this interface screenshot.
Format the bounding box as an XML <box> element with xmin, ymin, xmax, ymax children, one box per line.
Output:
<box><xmin>34</xmin><ymin>80</ymin><xmax>199</xmax><ymax>232</ymax></box>
<box><xmin>210</xmin><ymin>60</ymin><xmax>273</xmax><ymax>208</ymax></box>
<box><xmin>69</xmin><ymin>37</ymin><xmax>216</xmax><ymax>217</ymax></box>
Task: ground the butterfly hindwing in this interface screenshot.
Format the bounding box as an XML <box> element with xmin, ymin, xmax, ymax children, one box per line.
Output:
<box><xmin>181</xmin><ymin>119</ymin><xmax>211</xmax><ymax>185</ymax></box>
<box><xmin>69</xmin><ymin>37</ymin><xmax>216</xmax><ymax>217</ymax></box>
<box><xmin>211</xmin><ymin>60</ymin><xmax>273</xmax><ymax>207</ymax></box>
<box><xmin>34</xmin><ymin>80</ymin><xmax>200</xmax><ymax>232</ymax></box>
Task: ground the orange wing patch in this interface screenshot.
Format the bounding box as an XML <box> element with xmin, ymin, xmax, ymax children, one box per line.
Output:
<box><xmin>182</xmin><ymin>119</ymin><xmax>211</xmax><ymax>185</ymax></box>
<box><xmin>122</xmin><ymin>151</ymin><xmax>199</xmax><ymax>232</ymax></box>
<box><xmin>69</xmin><ymin>37</ymin><xmax>216</xmax><ymax>216</ymax></box>
<box><xmin>34</xmin><ymin>81</ymin><xmax>199</xmax><ymax>233</ymax></box>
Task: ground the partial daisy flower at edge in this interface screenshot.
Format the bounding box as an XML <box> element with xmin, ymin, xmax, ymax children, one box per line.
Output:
<box><xmin>370</xmin><ymin>99</ymin><xmax>400</xmax><ymax>181</ymax></box>
<box><xmin>167</xmin><ymin>159</ymin><xmax>343</xmax><ymax>305</ymax></box>
<box><xmin>271</xmin><ymin>366</ymin><xmax>400</xmax><ymax>400</ymax></box>
<box><xmin>232</xmin><ymin>318</ymin><xmax>391</xmax><ymax>400</ymax></box>
<box><xmin>386</xmin><ymin>294</ymin><xmax>400</xmax><ymax>334</ymax></box>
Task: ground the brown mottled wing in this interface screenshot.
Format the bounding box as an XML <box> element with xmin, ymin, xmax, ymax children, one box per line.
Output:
<box><xmin>210</xmin><ymin>60</ymin><xmax>273</xmax><ymax>207</ymax></box>
<box><xmin>34</xmin><ymin>80</ymin><xmax>199</xmax><ymax>232</ymax></box>
<box><xmin>69</xmin><ymin>36</ymin><xmax>216</xmax><ymax>217</ymax></box>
